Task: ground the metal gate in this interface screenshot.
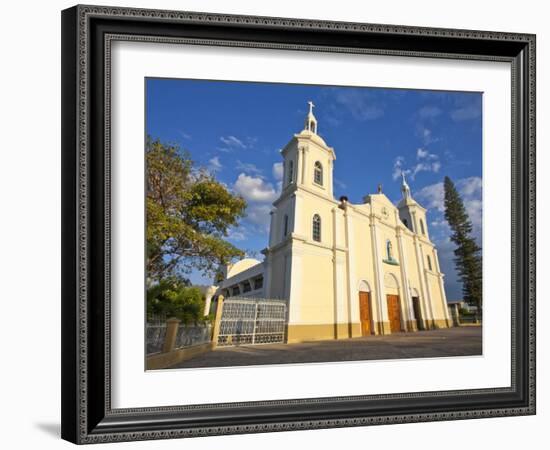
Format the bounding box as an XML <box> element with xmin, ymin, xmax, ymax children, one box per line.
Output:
<box><xmin>217</xmin><ymin>297</ymin><xmax>287</xmax><ymax>346</ymax></box>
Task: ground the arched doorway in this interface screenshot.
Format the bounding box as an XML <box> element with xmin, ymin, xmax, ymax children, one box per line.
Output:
<box><xmin>410</xmin><ymin>287</ymin><xmax>423</xmax><ymax>330</ymax></box>
<box><xmin>384</xmin><ymin>273</ymin><xmax>402</xmax><ymax>333</ymax></box>
<box><xmin>357</xmin><ymin>280</ymin><xmax>373</xmax><ymax>336</ymax></box>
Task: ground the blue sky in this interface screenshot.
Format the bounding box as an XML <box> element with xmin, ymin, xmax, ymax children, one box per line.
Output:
<box><xmin>146</xmin><ymin>78</ymin><xmax>482</xmax><ymax>301</ymax></box>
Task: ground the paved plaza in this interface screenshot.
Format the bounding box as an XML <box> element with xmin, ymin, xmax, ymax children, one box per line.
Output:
<box><xmin>169</xmin><ymin>326</ymin><xmax>482</xmax><ymax>369</ymax></box>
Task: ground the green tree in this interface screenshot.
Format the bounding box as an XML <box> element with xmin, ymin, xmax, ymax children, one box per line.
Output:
<box><xmin>443</xmin><ymin>176</ymin><xmax>482</xmax><ymax>314</ymax></box>
<box><xmin>147</xmin><ymin>277</ymin><xmax>205</xmax><ymax>324</ymax></box>
<box><xmin>146</xmin><ymin>137</ymin><xmax>247</xmax><ymax>284</ymax></box>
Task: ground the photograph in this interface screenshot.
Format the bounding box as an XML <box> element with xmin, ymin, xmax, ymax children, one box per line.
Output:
<box><xmin>145</xmin><ymin>79</ymin><xmax>484</xmax><ymax>370</ymax></box>
<box><xmin>56</xmin><ymin>2</ymin><xmax>536</xmax><ymax>445</ymax></box>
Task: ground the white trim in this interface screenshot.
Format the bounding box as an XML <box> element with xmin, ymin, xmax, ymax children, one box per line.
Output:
<box><xmin>344</xmin><ymin>208</ymin><xmax>360</xmax><ymax>327</ymax></box>
<box><xmin>396</xmin><ymin>225</ymin><xmax>415</xmax><ymax>325</ymax></box>
<box><xmin>357</xmin><ymin>279</ymin><xmax>372</xmax><ymax>292</ymax></box>
<box><xmin>370</xmin><ymin>219</ymin><xmax>388</xmax><ymax>324</ymax></box>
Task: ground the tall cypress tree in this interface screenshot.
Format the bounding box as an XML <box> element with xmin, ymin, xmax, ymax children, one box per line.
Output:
<box><xmin>443</xmin><ymin>176</ymin><xmax>482</xmax><ymax>315</ymax></box>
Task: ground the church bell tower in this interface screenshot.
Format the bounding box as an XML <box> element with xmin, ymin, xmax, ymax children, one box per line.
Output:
<box><xmin>397</xmin><ymin>172</ymin><xmax>430</xmax><ymax>240</ymax></box>
<box><xmin>264</xmin><ymin>101</ymin><xmax>337</xmax><ymax>299</ymax></box>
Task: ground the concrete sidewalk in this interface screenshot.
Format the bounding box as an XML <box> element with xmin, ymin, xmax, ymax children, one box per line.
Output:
<box><xmin>169</xmin><ymin>326</ymin><xmax>482</xmax><ymax>369</ymax></box>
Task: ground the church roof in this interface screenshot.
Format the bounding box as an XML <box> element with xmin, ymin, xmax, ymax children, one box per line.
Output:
<box><xmin>294</xmin><ymin>129</ymin><xmax>333</xmax><ymax>153</ymax></box>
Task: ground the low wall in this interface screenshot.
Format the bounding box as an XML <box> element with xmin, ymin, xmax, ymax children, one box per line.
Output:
<box><xmin>146</xmin><ymin>319</ymin><xmax>214</xmax><ymax>369</ymax></box>
<box><xmin>146</xmin><ymin>322</ymin><xmax>212</xmax><ymax>355</ymax></box>
<box><xmin>146</xmin><ymin>342</ymin><xmax>214</xmax><ymax>370</ymax></box>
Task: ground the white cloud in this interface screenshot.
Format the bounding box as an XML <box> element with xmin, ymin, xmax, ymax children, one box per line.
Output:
<box><xmin>227</xmin><ymin>229</ymin><xmax>247</xmax><ymax>241</ymax></box>
<box><xmin>415</xmin><ymin>176</ymin><xmax>482</xmax><ymax>300</ymax></box>
<box><xmin>333</xmin><ymin>89</ymin><xmax>384</xmax><ymax>121</ymax></box>
<box><xmin>392</xmin><ymin>156</ymin><xmax>408</xmax><ymax>180</ymax></box>
<box><xmin>456</xmin><ymin>176</ymin><xmax>482</xmax><ymax>197</ymax></box>
<box><xmin>430</xmin><ymin>218</ymin><xmax>449</xmax><ymax>229</ymax></box>
<box><xmin>394</xmin><ymin>147</ymin><xmax>441</xmax><ymax>181</ymax></box>
<box><xmin>220</xmin><ymin>135</ymin><xmax>246</xmax><ymax>149</ymax></box>
<box><xmin>219</xmin><ymin>135</ymin><xmax>258</xmax><ymax>151</ymax></box>
<box><xmin>415</xmin><ymin>176</ymin><xmax>482</xmax><ymax>237</ymax></box>
<box><xmin>272</xmin><ymin>162</ymin><xmax>284</xmax><ymax>181</ymax></box>
<box><xmin>207</xmin><ymin>156</ymin><xmax>222</xmax><ymax>172</ymax></box>
<box><xmin>236</xmin><ymin>160</ymin><xmax>263</xmax><ymax>176</ymax></box>
<box><xmin>417</xmin><ymin>147</ymin><xmax>438</xmax><ymax>161</ymax></box>
<box><xmin>418</xmin><ymin>105</ymin><xmax>442</xmax><ymax>119</ymax></box>
<box><xmin>334</xmin><ymin>178</ymin><xmax>347</xmax><ymax>190</ymax></box>
<box><xmin>416</xmin><ymin>126</ymin><xmax>439</xmax><ymax>146</ymax></box>
<box><xmin>245</xmin><ymin>204</ymin><xmax>272</xmax><ymax>227</ymax></box>
<box><xmin>233</xmin><ymin>173</ymin><xmax>278</xmax><ymax>203</ymax></box>
<box><xmin>417</xmin><ymin>148</ymin><xmax>429</xmax><ymax>159</ymax></box>
<box><xmin>464</xmin><ymin>199</ymin><xmax>482</xmax><ymax>232</ymax></box>
<box><xmin>415</xmin><ymin>182</ymin><xmax>445</xmax><ymax>211</ymax></box>
<box><xmin>451</xmin><ymin>105</ymin><xmax>481</xmax><ymax>122</ymax></box>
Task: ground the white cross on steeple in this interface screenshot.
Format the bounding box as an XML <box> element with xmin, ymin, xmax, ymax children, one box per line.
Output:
<box><xmin>304</xmin><ymin>101</ymin><xmax>318</xmax><ymax>134</ymax></box>
<box><xmin>401</xmin><ymin>171</ymin><xmax>411</xmax><ymax>199</ymax></box>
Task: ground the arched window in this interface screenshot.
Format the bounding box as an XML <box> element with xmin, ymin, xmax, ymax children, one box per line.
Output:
<box><xmin>283</xmin><ymin>214</ymin><xmax>289</xmax><ymax>237</ymax></box>
<box><xmin>310</xmin><ymin>122</ymin><xmax>316</xmax><ymax>133</ymax></box>
<box><xmin>312</xmin><ymin>214</ymin><xmax>321</xmax><ymax>242</ymax></box>
<box><xmin>419</xmin><ymin>218</ymin><xmax>426</xmax><ymax>235</ymax></box>
<box><xmin>402</xmin><ymin>218</ymin><xmax>408</xmax><ymax>229</ymax></box>
<box><xmin>314</xmin><ymin>161</ymin><xmax>323</xmax><ymax>185</ymax></box>
<box><xmin>386</xmin><ymin>240</ymin><xmax>393</xmax><ymax>260</ymax></box>
<box><xmin>288</xmin><ymin>160</ymin><xmax>294</xmax><ymax>184</ymax></box>
<box><xmin>427</xmin><ymin>255</ymin><xmax>433</xmax><ymax>271</ymax></box>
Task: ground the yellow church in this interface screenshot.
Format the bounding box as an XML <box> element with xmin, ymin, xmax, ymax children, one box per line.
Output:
<box><xmin>214</xmin><ymin>102</ymin><xmax>453</xmax><ymax>343</ymax></box>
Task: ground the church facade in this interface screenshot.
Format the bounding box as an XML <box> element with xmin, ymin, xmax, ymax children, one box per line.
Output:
<box><xmin>215</xmin><ymin>103</ymin><xmax>452</xmax><ymax>343</ymax></box>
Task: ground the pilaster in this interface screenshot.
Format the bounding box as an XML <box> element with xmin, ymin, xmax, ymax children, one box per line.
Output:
<box><xmin>370</xmin><ymin>216</ymin><xmax>389</xmax><ymax>334</ymax></box>
<box><xmin>268</xmin><ymin>210</ymin><xmax>276</xmax><ymax>247</ymax></box>
<box><xmin>395</xmin><ymin>220</ymin><xmax>415</xmax><ymax>331</ymax></box>
<box><xmin>434</xmin><ymin>249</ymin><xmax>452</xmax><ymax>325</ymax></box>
<box><xmin>413</xmin><ymin>235</ymin><xmax>433</xmax><ymax>329</ymax></box>
<box><xmin>344</xmin><ymin>207</ymin><xmax>360</xmax><ymax>337</ymax></box>
<box><xmin>300</xmin><ymin>147</ymin><xmax>308</xmax><ymax>186</ymax></box>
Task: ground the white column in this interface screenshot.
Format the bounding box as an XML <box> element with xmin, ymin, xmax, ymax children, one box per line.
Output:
<box><xmin>328</xmin><ymin>158</ymin><xmax>334</xmax><ymax>198</ymax></box>
<box><xmin>419</xmin><ymin>245</ymin><xmax>436</xmax><ymax>325</ymax></box>
<box><xmin>344</xmin><ymin>207</ymin><xmax>359</xmax><ymax>336</ymax></box>
<box><xmin>410</xmin><ymin>210</ymin><xmax>418</xmax><ymax>234</ymax></box>
<box><xmin>294</xmin><ymin>147</ymin><xmax>301</xmax><ymax>185</ymax></box>
<box><xmin>263</xmin><ymin>255</ymin><xmax>272</xmax><ymax>298</ymax></box>
<box><xmin>413</xmin><ymin>236</ymin><xmax>432</xmax><ymax>328</ymax></box>
<box><xmin>301</xmin><ymin>147</ymin><xmax>308</xmax><ymax>185</ymax></box>
<box><xmin>203</xmin><ymin>288</ymin><xmax>216</xmax><ymax>316</ymax></box>
<box><xmin>433</xmin><ymin>249</ymin><xmax>452</xmax><ymax>323</ymax></box>
<box><xmin>370</xmin><ymin>217</ymin><xmax>388</xmax><ymax>333</ymax></box>
<box><xmin>248</xmin><ymin>278</ymin><xmax>256</xmax><ymax>294</ymax></box>
<box><xmin>332</xmin><ymin>207</ymin><xmax>341</xmax><ymax>334</ymax></box>
<box><xmin>268</xmin><ymin>210</ymin><xmax>277</xmax><ymax>247</ymax></box>
<box><xmin>287</xmin><ymin>249</ymin><xmax>302</xmax><ymax>324</ymax></box>
<box><xmin>395</xmin><ymin>225</ymin><xmax>414</xmax><ymax>329</ymax></box>
<box><xmin>292</xmin><ymin>193</ymin><xmax>302</xmax><ymax>236</ymax></box>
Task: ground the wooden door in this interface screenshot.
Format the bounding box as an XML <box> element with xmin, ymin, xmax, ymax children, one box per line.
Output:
<box><xmin>386</xmin><ymin>295</ymin><xmax>402</xmax><ymax>332</ymax></box>
<box><xmin>358</xmin><ymin>291</ymin><xmax>372</xmax><ymax>336</ymax></box>
<box><xmin>412</xmin><ymin>296</ymin><xmax>422</xmax><ymax>330</ymax></box>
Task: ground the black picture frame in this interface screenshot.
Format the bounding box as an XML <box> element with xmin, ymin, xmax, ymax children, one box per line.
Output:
<box><xmin>61</xmin><ymin>4</ymin><xmax>536</xmax><ymax>444</ymax></box>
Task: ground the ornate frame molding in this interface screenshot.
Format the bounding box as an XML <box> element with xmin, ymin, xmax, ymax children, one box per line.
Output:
<box><xmin>61</xmin><ymin>5</ymin><xmax>535</xmax><ymax>444</ymax></box>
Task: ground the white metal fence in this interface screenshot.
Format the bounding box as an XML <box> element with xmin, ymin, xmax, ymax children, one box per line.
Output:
<box><xmin>217</xmin><ymin>297</ymin><xmax>288</xmax><ymax>346</ymax></box>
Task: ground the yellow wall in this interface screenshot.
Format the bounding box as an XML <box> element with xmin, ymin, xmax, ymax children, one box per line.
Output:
<box><xmin>262</xmin><ymin>127</ymin><xmax>451</xmax><ymax>342</ymax></box>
